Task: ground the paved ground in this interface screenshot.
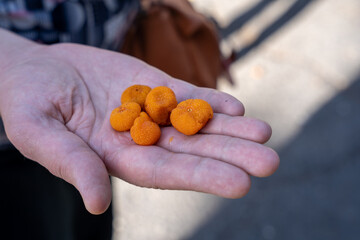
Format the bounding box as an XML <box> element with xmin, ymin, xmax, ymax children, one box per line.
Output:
<box><xmin>112</xmin><ymin>0</ymin><xmax>360</xmax><ymax>239</ymax></box>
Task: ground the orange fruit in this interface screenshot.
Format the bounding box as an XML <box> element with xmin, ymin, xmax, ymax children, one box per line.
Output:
<box><xmin>121</xmin><ymin>84</ymin><xmax>151</xmax><ymax>110</ymax></box>
<box><xmin>170</xmin><ymin>99</ymin><xmax>213</xmax><ymax>135</ymax></box>
<box><xmin>144</xmin><ymin>86</ymin><xmax>177</xmax><ymax>125</ymax></box>
<box><xmin>110</xmin><ymin>102</ymin><xmax>141</xmax><ymax>131</ymax></box>
<box><xmin>130</xmin><ymin>112</ymin><xmax>161</xmax><ymax>145</ymax></box>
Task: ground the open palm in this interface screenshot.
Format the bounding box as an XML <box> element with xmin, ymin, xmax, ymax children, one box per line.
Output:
<box><xmin>0</xmin><ymin>43</ymin><xmax>279</xmax><ymax>214</ymax></box>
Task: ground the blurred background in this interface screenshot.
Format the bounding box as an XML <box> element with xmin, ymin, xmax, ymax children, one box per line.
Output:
<box><xmin>112</xmin><ymin>0</ymin><xmax>360</xmax><ymax>239</ymax></box>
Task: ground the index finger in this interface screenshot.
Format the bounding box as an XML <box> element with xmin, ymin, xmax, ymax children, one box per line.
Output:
<box><xmin>131</xmin><ymin>64</ymin><xmax>245</xmax><ymax>116</ymax></box>
<box><xmin>169</xmin><ymin>78</ymin><xmax>245</xmax><ymax>116</ymax></box>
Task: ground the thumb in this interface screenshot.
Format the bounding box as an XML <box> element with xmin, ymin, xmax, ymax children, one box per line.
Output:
<box><xmin>5</xmin><ymin>114</ymin><xmax>111</xmax><ymax>215</ymax></box>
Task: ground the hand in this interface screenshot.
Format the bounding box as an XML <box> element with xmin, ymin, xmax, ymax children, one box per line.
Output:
<box><xmin>0</xmin><ymin>42</ymin><xmax>279</xmax><ymax>215</ymax></box>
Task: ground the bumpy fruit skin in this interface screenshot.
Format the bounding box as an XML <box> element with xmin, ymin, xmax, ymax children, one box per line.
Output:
<box><xmin>144</xmin><ymin>86</ymin><xmax>177</xmax><ymax>125</ymax></box>
<box><xmin>121</xmin><ymin>84</ymin><xmax>151</xmax><ymax>109</ymax></box>
<box><xmin>170</xmin><ymin>99</ymin><xmax>213</xmax><ymax>135</ymax></box>
<box><xmin>130</xmin><ymin>112</ymin><xmax>161</xmax><ymax>145</ymax></box>
<box><xmin>110</xmin><ymin>102</ymin><xmax>141</xmax><ymax>131</ymax></box>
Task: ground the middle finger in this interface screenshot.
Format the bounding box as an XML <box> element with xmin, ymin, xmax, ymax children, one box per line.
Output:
<box><xmin>157</xmin><ymin>127</ymin><xmax>279</xmax><ymax>178</ymax></box>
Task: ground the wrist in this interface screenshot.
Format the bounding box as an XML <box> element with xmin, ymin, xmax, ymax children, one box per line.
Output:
<box><xmin>0</xmin><ymin>29</ymin><xmax>45</xmax><ymax>117</ymax></box>
<box><xmin>0</xmin><ymin>28</ymin><xmax>44</xmax><ymax>71</ymax></box>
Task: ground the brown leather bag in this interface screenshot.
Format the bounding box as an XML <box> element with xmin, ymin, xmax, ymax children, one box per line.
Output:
<box><xmin>120</xmin><ymin>0</ymin><xmax>231</xmax><ymax>89</ymax></box>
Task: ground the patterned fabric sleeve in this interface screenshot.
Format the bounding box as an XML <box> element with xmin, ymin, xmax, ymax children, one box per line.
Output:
<box><xmin>0</xmin><ymin>0</ymin><xmax>139</xmax><ymax>49</ymax></box>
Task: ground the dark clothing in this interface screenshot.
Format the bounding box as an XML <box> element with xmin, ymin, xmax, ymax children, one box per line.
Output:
<box><xmin>0</xmin><ymin>0</ymin><xmax>138</xmax><ymax>49</ymax></box>
<box><xmin>0</xmin><ymin>149</ymin><xmax>113</xmax><ymax>240</ymax></box>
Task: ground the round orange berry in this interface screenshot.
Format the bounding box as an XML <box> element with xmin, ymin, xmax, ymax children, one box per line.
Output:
<box><xmin>130</xmin><ymin>112</ymin><xmax>161</xmax><ymax>145</ymax></box>
<box><xmin>121</xmin><ymin>84</ymin><xmax>151</xmax><ymax>110</ymax></box>
<box><xmin>144</xmin><ymin>86</ymin><xmax>177</xmax><ymax>125</ymax></box>
<box><xmin>170</xmin><ymin>99</ymin><xmax>213</xmax><ymax>135</ymax></box>
<box><xmin>110</xmin><ymin>102</ymin><xmax>141</xmax><ymax>131</ymax></box>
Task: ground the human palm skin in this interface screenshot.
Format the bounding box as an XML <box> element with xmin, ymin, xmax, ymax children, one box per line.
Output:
<box><xmin>0</xmin><ymin>33</ymin><xmax>279</xmax><ymax>215</ymax></box>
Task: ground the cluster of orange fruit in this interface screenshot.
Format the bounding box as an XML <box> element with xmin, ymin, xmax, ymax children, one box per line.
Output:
<box><xmin>110</xmin><ymin>85</ymin><xmax>213</xmax><ymax>145</ymax></box>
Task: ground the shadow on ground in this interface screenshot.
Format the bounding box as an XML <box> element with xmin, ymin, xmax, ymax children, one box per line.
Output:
<box><xmin>187</xmin><ymin>74</ymin><xmax>360</xmax><ymax>240</ymax></box>
<box><xmin>219</xmin><ymin>0</ymin><xmax>317</xmax><ymax>61</ymax></box>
